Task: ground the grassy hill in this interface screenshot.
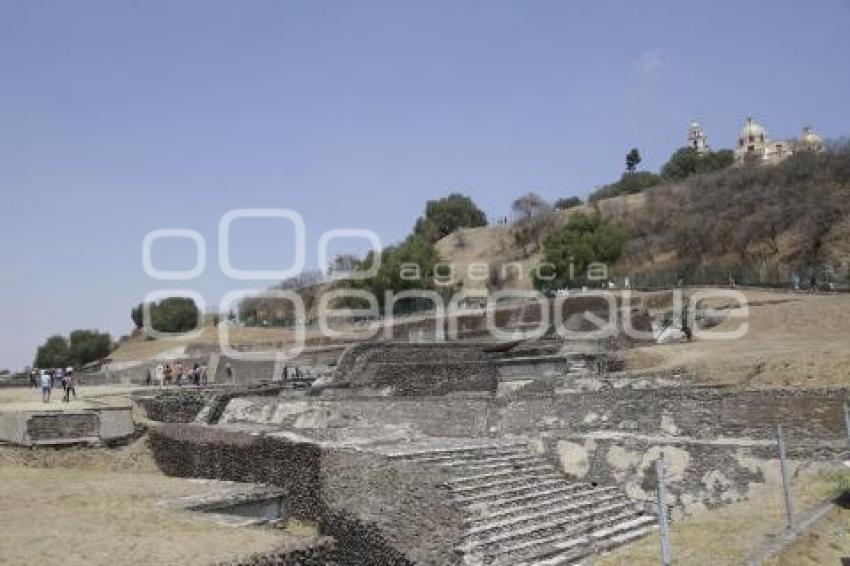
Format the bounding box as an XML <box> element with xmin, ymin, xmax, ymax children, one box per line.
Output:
<box><xmin>437</xmin><ymin>145</ymin><xmax>850</xmax><ymax>288</ymax></box>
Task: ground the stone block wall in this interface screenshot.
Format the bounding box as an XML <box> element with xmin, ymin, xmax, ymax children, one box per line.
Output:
<box><xmin>133</xmin><ymin>385</ymin><xmax>289</xmax><ymax>424</ymax></box>
<box><xmin>0</xmin><ymin>408</ymin><xmax>136</xmax><ymax>446</ymax></box>
<box><xmin>150</xmin><ymin>424</ymin><xmax>462</xmax><ymax>565</ymax></box>
<box><xmin>496</xmin><ymin>387</ymin><xmax>850</xmax><ymax>441</ymax></box>
<box><xmin>151</xmin><ymin>425</ymin><xmax>322</xmax><ymax>517</ymax></box>
<box><xmin>219</xmin><ymin>539</ymin><xmax>347</xmax><ymax>566</ymax></box>
<box><xmin>26</xmin><ymin>413</ymin><xmax>99</xmax><ymax>441</ymax></box>
<box><xmin>220</xmin><ymin>396</ymin><xmax>493</xmax><ymax>438</ymax></box>
<box><xmin>134</xmin><ymin>389</ymin><xmax>213</xmax><ymax>422</ymax></box>
<box><xmin>331</xmin><ymin>342</ymin><xmax>498</xmax><ymax>396</ymax></box>
<box><xmin>223</xmin><ymin>386</ymin><xmax>850</xmax><ymax>444</ymax></box>
<box><xmin>547</xmin><ymin>433</ymin><xmax>845</xmax><ymax>519</ymax></box>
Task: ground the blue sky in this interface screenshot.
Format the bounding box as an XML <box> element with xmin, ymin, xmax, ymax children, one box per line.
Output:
<box><xmin>2</xmin><ymin>1</ymin><xmax>849</xmax><ymax>370</ymax></box>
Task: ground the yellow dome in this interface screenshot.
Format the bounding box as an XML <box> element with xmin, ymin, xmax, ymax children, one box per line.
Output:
<box><xmin>739</xmin><ymin>117</ymin><xmax>767</xmax><ymax>142</ymax></box>
<box><xmin>801</xmin><ymin>126</ymin><xmax>823</xmax><ymax>146</ymax></box>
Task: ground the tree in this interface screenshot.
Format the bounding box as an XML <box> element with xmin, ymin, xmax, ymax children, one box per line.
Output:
<box><xmin>625</xmin><ymin>148</ymin><xmax>642</xmax><ymax>173</ymax></box>
<box><xmin>353</xmin><ymin>234</ymin><xmax>448</xmax><ymax>314</ymax></box>
<box><xmin>554</xmin><ymin>196</ymin><xmax>582</xmax><ymax>210</ymax></box>
<box><xmin>34</xmin><ymin>335</ymin><xmax>70</xmax><ymax>368</ymax></box>
<box><xmin>328</xmin><ymin>254</ymin><xmax>362</xmax><ymax>278</ymax></box>
<box><xmin>512</xmin><ymin>192</ymin><xmax>548</xmax><ymax>221</ymax></box>
<box><xmin>238</xmin><ymin>293</ymin><xmax>297</xmax><ymax>327</ymax></box>
<box><xmin>588</xmin><ymin>171</ymin><xmax>663</xmax><ymax>202</ymax></box>
<box><xmin>413</xmin><ymin>193</ymin><xmax>487</xmax><ymax>243</ymax></box>
<box><xmin>510</xmin><ymin>192</ymin><xmax>554</xmax><ymax>253</ymax></box>
<box><xmin>68</xmin><ymin>330</ymin><xmax>112</xmax><ymax>366</ymax></box>
<box><xmin>661</xmin><ymin>147</ymin><xmax>734</xmax><ymax>181</ymax></box>
<box><xmin>237</xmin><ymin>270</ymin><xmax>326</xmax><ymax>327</ymax></box>
<box><xmin>131</xmin><ymin>303</ymin><xmax>144</xmax><ymax>329</ymax></box>
<box><xmin>533</xmin><ymin>213</ymin><xmax>626</xmax><ymax>291</ymax></box>
<box><xmin>133</xmin><ymin>297</ymin><xmax>200</xmax><ymax>333</ymax></box>
<box><xmin>272</xmin><ymin>270</ymin><xmax>324</xmax><ymax>290</ymax></box>
<box><xmin>34</xmin><ymin>330</ymin><xmax>113</xmax><ymax>369</ymax></box>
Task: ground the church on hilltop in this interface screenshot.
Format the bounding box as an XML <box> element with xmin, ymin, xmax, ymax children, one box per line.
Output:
<box><xmin>733</xmin><ymin>117</ymin><xmax>824</xmax><ymax>164</ymax></box>
<box><xmin>685</xmin><ymin>118</ymin><xmax>824</xmax><ymax>164</ymax></box>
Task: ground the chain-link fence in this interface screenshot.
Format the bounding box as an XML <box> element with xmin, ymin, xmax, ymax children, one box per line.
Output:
<box><xmin>625</xmin><ymin>262</ymin><xmax>850</xmax><ymax>292</ymax></box>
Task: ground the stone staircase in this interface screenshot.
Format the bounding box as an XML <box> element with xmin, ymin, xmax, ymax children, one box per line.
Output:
<box><xmin>383</xmin><ymin>441</ymin><xmax>655</xmax><ymax>565</ymax></box>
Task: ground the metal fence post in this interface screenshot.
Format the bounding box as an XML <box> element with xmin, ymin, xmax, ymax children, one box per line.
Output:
<box><xmin>776</xmin><ymin>424</ymin><xmax>794</xmax><ymax>530</ymax></box>
<box><xmin>655</xmin><ymin>456</ymin><xmax>671</xmax><ymax>566</ymax></box>
<box><xmin>843</xmin><ymin>403</ymin><xmax>850</xmax><ymax>446</ymax></box>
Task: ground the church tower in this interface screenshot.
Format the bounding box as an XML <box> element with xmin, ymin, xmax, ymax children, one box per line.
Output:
<box><xmin>687</xmin><ymin>121</ymin><xmax>710</xmax><ymax>155</ymax></box>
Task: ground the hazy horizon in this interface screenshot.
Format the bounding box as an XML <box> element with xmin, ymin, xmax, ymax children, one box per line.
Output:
<box><xmin>3</xmin><ymin>0</ymin><xmax>850</xmax><ymax>371</ymax></box>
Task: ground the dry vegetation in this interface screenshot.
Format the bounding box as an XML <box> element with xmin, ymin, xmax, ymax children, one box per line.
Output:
<box><xmin>764</xmin><ymin>504</ymin><xmax>850</xmax><ymax>565</ymax></box>
<box><xmin>437</xmin><ymin>146</ymin><xmax>850</xmax><ymax>288</ymax></box>
<box><xmin>594</xmin><ymin>468</ymin><xmax>850</xmax><ymax>566</ymax></box>
<box><xmin>0</xmin><ymin>437</ymin><xmax>308</xmax><ymax>566</ymax></box>
<box><xmin>614</xmin><ymin>145</ymin><xmax>850</xmax><ymax>283</ymax></box>
<box><xmin>627</xmin><ymin>289</ymin><xmax>850</xmax><ymax>387</ymax></box>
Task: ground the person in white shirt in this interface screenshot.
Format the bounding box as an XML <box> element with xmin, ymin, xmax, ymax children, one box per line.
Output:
<box><xmin>40</xmin><ymin>371</ymin><xmax>52</xmax><ymax>403</ymax></box>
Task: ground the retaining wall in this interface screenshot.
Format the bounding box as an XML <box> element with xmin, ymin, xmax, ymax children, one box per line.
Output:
<box><xmin>0</xmin><ymin>406</ymin><xmax>135</xmax><ymax>446</ymax></box>
<box><xmin>330</xmin><ymin>342</ymin><xmax>498</xmax><ymax>396</ymax></box>
<box><xmin>221</xmin><ymin>386</ymin><xmax>850</xmax><ymax>443</ymax></box>
<box><xmin>150</xmin><ymin>425</ymin><xmax>462</xmax><ymax>564</ymax></box>
<box><xmin>548</xmin><ymin>432</ymin><xmax>845</xmax><ymax>519</ymax></box>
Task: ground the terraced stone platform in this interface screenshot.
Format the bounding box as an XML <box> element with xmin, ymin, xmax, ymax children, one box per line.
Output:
<box><xmin>378</xmin><ymin>440</ymin><xmax>656</xmax><ymax>565</ymax></box>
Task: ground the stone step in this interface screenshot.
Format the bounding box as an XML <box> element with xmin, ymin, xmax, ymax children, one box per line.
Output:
<box><xmin>475</xmin><ymin>508</ymin><xmax>648</xmax><ymax>565</ymax></box>
<box><xmin>451</xmin><ymin>472</ymin><xmax>565</xmax><ymax>498</ymax></box>
<box><xmin>519</xmin><ymin>521</ymin><xmax>657</xmax><ymax>566</ymax></box>
<box><xmin>454</xmin><ymin>478</ymin><xmax>570</xmax><ymax>505</ymax></box>
<box><xmin>588</xmin><ymin>514</ymin><xmax>656</xmax><ymax>541</ymax></box>
<box><xmin>462</xmin><ymin>483</ymin><xmax>598</xmax><ymax>513</ymax></box>
<box><xmin>447</xmin><ymin>457</ymin><xmax>554</xmax><ymax>475</ymax></box>
<box><xmin>459</xmin><ymin>502</ymin><xmax>640</xmax><ymax>554</ymax></box>
<box><xmin>596</xmin><ymin>523</ymin><xmax>657</xmax><ymax>550</ymax></box>
<box><xmin>513</xmin><ymin>536</ymin><xmax>590</xmax><ymax>566</ymax></box>
<box><xmin>448</xmin><ymin>464</ymin><xmax>556</xmax><ymax>487</ymax></box>
<box><xmin>405</xmin><ymin>452</ymin><xmax>542</xmax><ymax>467</ymax></box>
<box><xmin>464</xmin><ymin>494</ymin><xmax>632</xmax><ymax>538</ymax></box>
<box><xmin>384</xmin><ymin>443</ymin><xmax>529</xmax><ymax>461</ymax></box>
<box><xmin>466</xmin><ymin>487</ymin><xmax>622</xmax><ymax>527</ymax></box>
<box><xmin>465</xmin><ymin>481</ymin><xmax>608</xmax><ymax>515</ymax></box>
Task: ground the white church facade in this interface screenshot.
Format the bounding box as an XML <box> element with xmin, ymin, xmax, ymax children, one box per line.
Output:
<box><xmin>685</xmin><ymin>118</ymin><xmax>824</xmax><ymax>164</ymax></box>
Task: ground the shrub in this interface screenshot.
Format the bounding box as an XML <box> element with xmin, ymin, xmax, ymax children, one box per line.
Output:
<box><xmin>132</xmin><ymin>297</ymin><xmax>200</xmax><ymax>334</ymax></box>
<box><xmin>588</xmin><ymin>171</ymin><xmax>663</xmax><ymax>202</ymax></box>
<box><xmin>353</xmin><ymin>234</ymin><xmax>451</xmax><ymax>314</ymax></box>
<box><xmin>413</xmin><ymin>193</ymin><xmax>487</xmax><ymax>243</ymax></box>
<box><xmin>554</xmin><ymin>196</ymin><xmax>582</xmax><ymax>210</ymax></box>
<box><xmin>660</xmin><ymin>147</ymin><xmax>734</xmax><ymax>180</ymax></box>
<box><xmin>534</xmin><ymin>212</ymin><xmax>626</xmax><ymax>290</ymax></box>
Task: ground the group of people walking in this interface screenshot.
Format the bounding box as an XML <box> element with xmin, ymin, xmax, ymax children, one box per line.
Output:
<box><xmin>30</xmin><ymin>367</ymin><xmax>77</xmax><ymax>403</ymax></box>
<box><xmin>146</xmin><ymin>361</ymin><xmax>208</xmax><ymax>387</ymax></box>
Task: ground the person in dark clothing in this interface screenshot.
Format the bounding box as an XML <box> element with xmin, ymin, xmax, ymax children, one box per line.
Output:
<box><xmin>681</xmin><ymin>305</ymin><xmax>693</xmax><ymax>341</ymax></box>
